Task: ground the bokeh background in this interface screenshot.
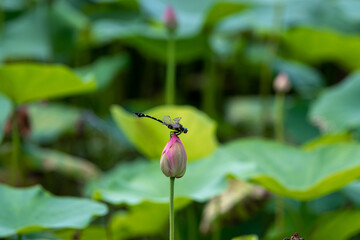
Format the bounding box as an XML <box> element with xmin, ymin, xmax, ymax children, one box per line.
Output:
<box><xmin>1</xmin><ymin>0</ymin><xmax>360</xmax><ymax>239</ymax></box>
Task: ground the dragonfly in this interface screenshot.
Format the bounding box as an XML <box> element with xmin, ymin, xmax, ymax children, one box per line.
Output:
<box><xmin>135</xmin><ymin>112</ymin><xmax>188</xmax><ymax>136</ymax></box>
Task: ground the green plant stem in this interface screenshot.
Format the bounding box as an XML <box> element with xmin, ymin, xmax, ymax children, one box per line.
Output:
<box><xmin>211</xmin><ymin>197</ymin><xmax>221</xmax><ymax>240</ymax></box>
<box><xmin>166</xmin><ymin>32</ymin><xmax>176</xmax><ymax>105</ymax></box>
<box><xmin>11</xmin><ymin>109</ymin><xmax>21</xmax><ymax>185</ymax></box>
<box><xmin>274</xmin><ymin>92</ymin><xmax>286</xmax><ymax>233</ymax></box>
<box><xmin>170</xmin><ymin>177</ymin><xmax>175</xmax><ymax>240</ymax></box>
<box><xmin>17</xmin><ymin>234</ymin><xmax>22</xmax><ymax>240</ymax></box>
<box><xmin>274</xmin><ymin>93</ymin><xmax>285</xmax><ymax>142</ymax></box>
<box><xmin>275</xmin><ymin>195</ymin><xmax>285</xmax><ymax>234</ymax></box>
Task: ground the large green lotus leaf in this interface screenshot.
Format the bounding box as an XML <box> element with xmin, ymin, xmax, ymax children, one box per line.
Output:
<box><xmin>0</xmin><ymin>6</ymin><xmax>51</xmax><ymax>61</ymax></box>
<box><xmin>86</xmin><ymin>156</ymin><xmax>236</xmax><ymax>204</ymax></box>
<box><xmin>88</xmin><ymin>139</ymin><xmax>360</xmax><ymax>205</ymax></box>
<box><xmin>111</xmin><ymin>105</ymin><xmax>218</xmax><ymax>161</ymax></box>
<box><xmin>76</xmin><ymin>54</ymin><xmax>128</xmax><ymax>91</ymax></box>
<box><xmin>215</xmin><ymin>7</ymin><xmax>276</xmax><ymax>34</ymax></box>
<box><xmin>110</xmin><ymin>200</ymin><xmax>189</xmax><ymax>239</ymax></box>
<box><xmin>138</xmin><ymin>0</ymin><xmax>229</xmax><ymax>37</ymax></box>
<box><xmin>284</xmin><ymin>99</ymin><xmax>320</xmax><ymax>144</ymax></box>
<box><xmin>24</xmin><ymin>144</ymin><xmax>100</xmax><ymax>181</ymax></box>
<box><xmin>0</xmin><ymin>63</ymin><xmax>96</xmax><ymax>104</ymax></box>
<box><xmin>0</xmin><ymin>184</ymin><xmax>107</xmax><ymax>238</ymax></box>
<box><xmin>222</xmin><ymin>139</ymin><xmax>360</xmax><ymax>200</ymax></box>
<box><xmin>110</xmin><ymin>202</ymin><xmax>168</xmax><ymax>239</ymax></box>
<box><xmin>0</xmin><ymin>0</ymin><xmax>26</xmax><ymax>10</ymax></box>
<box><xmin>336</xmin><ymin>1</ymin><xmax>360</xmax><ymax>24</ymax></box>
<box><xmin>308</xmin><ymin>209</ymin><xmax>360</xmax><ymax>240</ymax></box>
<box><xmin>0</xmin><ymin>94</ymin><xmax>13</xmax><ymax>143</ymax></box>
<box><xmin>91</xmin><ymin>18</ymin><xmax>207</xmax><ymax>63</ymax></box>
<box><xmin>342</xmin><ymin>181</ymin><xmax>360</xmax><ymax>207</ymax></box>
<box><xmin>283</xmin><ymin>27</ymin><xmax>360</xmax><ymax>70</ymax></box>
<box><xmin>215</xmin><ymin>1</ymin><xmax>358</xmax><ymax>37</ymax></box>
<box><xmin>205</xmin><ymin>1</ymin><xmax>246</xmax><ymax>27</ymax></box>
<box><xmin>52</xmin><ymin>0</ymin><xmax>89</xmax><ymax>31</ymax></box>
<box><xmin>28</xmin><ymin>103</ymin><xmax>81</xmax><ymax>143</ymax></box>
<box><xmin>121</xmin><ymin>35</ymin><xmax>207</xmax><ymax>63</ymax></box>
<box><xmin>90</xmin><ymin>0</ymin><xmax>246</xmax><ymax>63</ymax></box>
<box><xmin>309</xmin><ymin>70</ymin><xmax>360</xmax><ymax>132</ymax></box>
<box><xmin>302</xmin><ymin>133</ymin><xmax>353</xmax><ymax>151</ymax></box>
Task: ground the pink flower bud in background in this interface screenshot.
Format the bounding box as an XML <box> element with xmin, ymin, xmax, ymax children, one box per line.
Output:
<box><xmin>273</xmin><ymin>72</ymin><xmax>291</xmax><ymax>93</ymax></box>
<box><xmin>164</xmin><ymin>5</ymin><xmax>177</xmax><ymax>32</ymax></box>
<box><xmin>160</xmin><ymin>133</ymin><xmax>186</xmax><ymax>178</ymax></box>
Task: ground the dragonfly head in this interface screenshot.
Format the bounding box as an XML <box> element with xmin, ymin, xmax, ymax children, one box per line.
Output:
<box><xmin>183</xmin><ymin>127</ymin><xmax>188</xmax><ymax>134</ymax></box>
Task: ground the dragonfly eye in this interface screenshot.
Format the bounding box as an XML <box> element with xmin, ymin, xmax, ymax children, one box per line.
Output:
<box><xmin>184</xmin><ymin>128</ymin><xmax>188</xmax><ymax>133</ymax></box>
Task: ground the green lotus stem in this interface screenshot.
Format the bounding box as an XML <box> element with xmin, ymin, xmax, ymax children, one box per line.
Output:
<box><xmin>212</xmin><ymin>197</ymin><xmax>221</xmax><ymax>240</ymax></box>
<box><xmin>275</xmin><ymin>195</ymin><xmax>285</xmax><ymax>234</ymax></box>
<box><xmin>165</xmin><ymin>32</ymin><xmax>176</xmax><ymax>105</ymax></box>
<box><xmin>274</xmin><ymin>93</ymin><xmax>285</xmax><ymax>142</ymax></box>
<box><xmin>170</xmin><ymin>177</ymin><xmax>175</xmax><ymax>240</ymax></box>
<box><xmin>11</xmin><ymin>109</ymin><xmax>21</xmax><ymax>185</ymax></box>
<box><xmin>274</xmin><ymin>92</ymin><xmax>286</xmax><ymax>233</ymax></box>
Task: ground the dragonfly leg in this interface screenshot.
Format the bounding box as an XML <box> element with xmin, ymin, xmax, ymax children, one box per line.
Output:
<box><xmin>170</xmin><ymin>131</ymin><xmax>176</xmax><ymax>138</ymax></box>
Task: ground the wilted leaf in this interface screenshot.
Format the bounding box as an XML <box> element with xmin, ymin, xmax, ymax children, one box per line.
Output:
<box><xmin>200</xmin><ymin>179</ymin><xmax>263</xmax><ymax>234</ymax></box>
<box><xmin>0</xmin><ymin>184</ymin><xmax>107</xmax><ymax>237</ymax></box>
<box><xmin>111</xmin><ymin>105</ymin><xmax>218</xmax><ymax>161</ymax></box>
<box><xmin>0</xmin><ymin>63</ymin><xmax>96</xmax><ymax>104</ymax></box>
<box><xmin>24</xmin><ymin>144</ymin><xmax>101</xmax><ymax>181</ymax></box>
<box><xmin>0</xmin><ymin>94</ymin><xmax>13</xmax><ymax>143</ymax></box>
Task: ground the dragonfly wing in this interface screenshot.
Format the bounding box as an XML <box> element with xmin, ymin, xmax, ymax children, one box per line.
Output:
<box><xmin>162</xmin><ymin>115</ymin><xmax>172</xmax><ymax>124</ymax></box>
<box><xmin>172</xmin><ymin>117</ymin><xmax>181</xmax><ymax>123</ymax></box>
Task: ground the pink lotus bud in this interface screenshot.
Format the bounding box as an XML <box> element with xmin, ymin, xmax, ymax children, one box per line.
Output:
<box><xmin>273</xmin><ymin>72</ymin><xmax>291</xmax><ymax>93</ymax></box>
<box><xmin>164</xmin><ymin>5</ymin><xmax>177</xmax><ymax>32</ymax></box>
<box><xmin>160</xmin><ymin>133</ymin><xmax>186</xmax><ymax>178</ymax></box>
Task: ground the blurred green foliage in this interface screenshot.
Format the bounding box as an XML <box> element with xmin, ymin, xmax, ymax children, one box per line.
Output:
<box><xmin>1</xmin><ymin>0</ymin><xmax>360</xmax><ymax>239</ymax></box>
